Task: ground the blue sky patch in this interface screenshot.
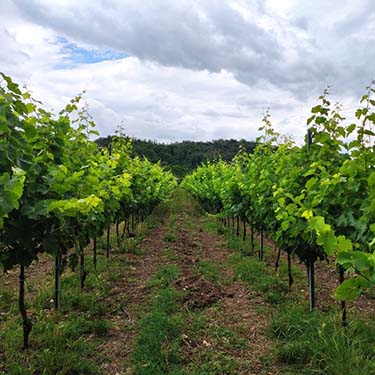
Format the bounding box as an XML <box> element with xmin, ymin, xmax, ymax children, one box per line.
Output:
<box><xmin>55</xmin><ymin>36</ymin><xmax>128</xmax><ymax>67</ymax></box>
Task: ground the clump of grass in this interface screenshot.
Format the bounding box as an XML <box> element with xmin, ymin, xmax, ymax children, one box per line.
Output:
<box><xmin>194</xmin><ymin>260</ymin><xmax>220</xmax><ymax>283</ymax></box>
<box><xmin>228</xmin><ymin>252</ymin><xmax>288</xmax><ymax>305</ymax></box>
<box><xmin>202</xmin><ymin>219</ymin><xmax>219</xmax><ymax>234</ymax></box>
<box><xmin>270</xmin><ymin>304</ymin><xmax>321</xmax><ymax>341</ymax></box>
<box><xmin>120</xmin><ymin>238</ymin><xmax>144</xmax><ymax>255</ymax></box>
<box><xmin>162</xmin><ymin>247</ymin><xmax>178</xmax><ymax>261</ymax></box>
<box><xmin>227</xmin><ymin>236</ymin><xmax>242</xmax><ymax>251</ymax></box>
<box><xmin>153</xmin><ymin>288</ymin><xmax>183</xmax><ymax>315</ymax></box>
<box><xmin>258</xmin><ymin>277</ymin><xmax>288</xmax><ymax>305</ymax></box>
<box><xmin>61</xmin><ymin>288</ymin><xmax>106</xmax><ymax>316</ymax></box>
<box><xmin>35</xmin><ymin>339</ymin><xmax>100</xmax><ymax>375</ymax></box>
<box><xmin>163</xmin><ymin>233</ymin><xmax>176</xmax><ymax>242</ymax></box>
<box><xmin>147</xmin><ymin>265</ymin><xmax>180</xmax><ymax>288</ymax></box>
<box><xmin>229</xmin><ymin>252</ymin><xmax>265</xmax><ymax>284</ymax></box>
<box><xmin>62</xmin><ymin>316</ymin><xmax>111</xmax><ymax>338</ymax></box>
<box><xmin>270</xmin><ymin>304</ymin><xmax>375</xmax><ymax>374</ymax></box>
<box><xmin>133</xmin><ymin>311</ymin><xmax>183</xmax><ymax>375</ymax></box>
<box><xmin>0</xmin><ymin>311</ymin><xmax>105</xmax><ymax>375</ymax></box>
<box><xmin>185</xmin><ymin>350</ymin><xmax>236</xmax><ymax>374</ymax></box>
<box><xmin>0</xmin><ymin>289</ymin><xmax>16</xmax><ymax>313</ymax></box>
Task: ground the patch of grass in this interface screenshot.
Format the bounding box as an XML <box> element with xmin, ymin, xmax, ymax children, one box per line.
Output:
<box><xmin>62</xmin><ymin>316</ymin><xmax>111</xmax><ymax>338</ymax></box>
<box><xmin>184</xmin><ymin>218</ymin><xmax>197</xmax><ymax>230</ymax></box>
<box><xmin>132</xmin><ymin>264</ymin><xmax>184</xmax><ymax>375</ymax></box>
<box><xmin>278</xmin><ymin>259</ymin><xmax>304</xmax><ymax>281</ymax></box>
<box><xmin>269</xmin><ymin>304</ymin><xmax>321</xmax><ymax>341</ymax></box>
<box><xmin>0</xmin><ymin>288</ymin><xmax>17</xmax><ymax>314</ymax></box>
<box><xmin>227</xmin><ymin>235</ymin><xmax>243</xmax><ymax>251</ymax></box>
<box><xmin>147</xmin><ymin>264</ymin><xmax>180</xmax><ymax>288</ymax></box>
<box><xmin>181</xmin><ymin>307</ymin><xmax>248</xmax><ymax>374</ymax></box>
<box><xmin>133</xmin><ymin>311</ymin><xmax>183</xmax><ymax>375</ymax></box>
<box><xmin>163</xmin><ymin>233</ymin><xmax>177</xmax><ymax>242</ymax></box>
<box><xmin>202</xmin><ymin>219</ymin><xmax>219</xmax><ymax>234</ymax></box>
<box><xmin>147</xmin><ymin>202</ymin><xmax>169</xmax><ymax>227</ymax></box>
<box><xmin>153</xmin><ymin>288</ymin><xmax>184</xmax><ymax>315</ymax></box>
<box><xmin>0</xmin><ymin>310</ymin><xmax>105</xmax><ymax>375</ymax></box>
<box><xmin>162</xmin><ymin>247</ymin><xmax>179</xmax><ymax>261</ymax></box>
<box><xmin>34</xmin><ymin>338</ymin><xmax>100</xmax><ymax>375</ymax></box>
<box><xmin>194</xmin><ymin>261</ymin><xmax>220</xmax><ymax>283</ymax></box>
<box><xmin>228</xmin><ymin>251</ymin><xmax>288</xmax><ymax>305</ymax></box>
<box><xmin>61</xmin><ymin>288</ymin><xmax>106</xmax><ymax>316</ymax></box>
<box><xmin>121</xmin><ymin>237</ymin><xmax>145</xmax><ymax>255</ymax></box>
<box><xmin>228</xmin><ymin>252</ymin><xmax>265</xmax><ymax>283</ymax></box>
<box><xmin>185</xmin><ymin>350</ymin><xmax>236</xmax><ymax>375</ymax></box>
<box><xmin>33</xmin><ymin>285</ymin><xmax>55</xmax><ymax>310</ymax></box>
<box><xmin>270</xmin><ymin>304</ymin><xmax>375</xmax><ymax>374</ymax></box>
<box><xmin>209</xmin><ymin>326</ymin><xmax>247</xmax><ymax>350</ymax></box>
<box><xmin>258</xmin><ymin>277</ymin><xmax>288</xmax><ymax>305</ymax></box>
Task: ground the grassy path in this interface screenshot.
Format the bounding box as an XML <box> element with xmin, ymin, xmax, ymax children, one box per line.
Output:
<box><xmin>124</xmin><ymin>190</ymin><xmax>279</xmax><ymax>374</ymax></box>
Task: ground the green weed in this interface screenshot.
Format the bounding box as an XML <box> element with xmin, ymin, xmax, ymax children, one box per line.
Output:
<box><xmin>147</xmin><ymin>265</ymin><xmax>180</xmax><ymax>288</ymax></box>
<box><xmin>270</xmin><ymin>305</ymin><xmax>375</xmax><ymax>374</ymax></box>
<box><xmin>194</xmin><ymin>260</ymin><xmax>220</xmax><ymax>283</ymax></box>
<box><xmin>163</xmin><ymin>233</ymin><xmax>177</xmax><ymax>242</ymax></box>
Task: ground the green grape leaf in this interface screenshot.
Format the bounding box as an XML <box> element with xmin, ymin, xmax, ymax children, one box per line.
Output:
<box><xmin>334</xmin><ymin>277</ymin><xmax>368</xmax><ymax>301</ymax></box>
<box><xmin>337</xmin><ymin>251</ymin><xmax>370</xmax><ymax>271</ymax></box>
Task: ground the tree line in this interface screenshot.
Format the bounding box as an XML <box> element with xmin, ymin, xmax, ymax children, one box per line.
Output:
<box><xmin>96</xmin><ymin>137</ymin><xmax>257</xmax><ymax>177</ymax></box>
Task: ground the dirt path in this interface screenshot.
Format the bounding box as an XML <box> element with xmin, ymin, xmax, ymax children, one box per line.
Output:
<box><xmin>172</xmin><ymin>199</ymin><xmax>278</xmax><ymax>374</ymax></box>
<box><xmin>94</xmin><ymin>192</ymin><xmax>278</xmax><ymax>374</ymax></box>
<box><xmin>97</xmin><ymin>225</ymin><xmax>171</xmax><ymax>374</ymax></box>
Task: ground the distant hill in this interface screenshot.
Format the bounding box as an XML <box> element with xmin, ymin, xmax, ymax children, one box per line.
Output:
<box><xmin>96</xmin><ymin>137</ymin><xmax>256</xmax><ymax>177</ymax></box>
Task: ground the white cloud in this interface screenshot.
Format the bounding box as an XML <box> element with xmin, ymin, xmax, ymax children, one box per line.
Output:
<box><xmin>0</xmin><ymin>0</ymin><xmax>373</xmax><ymax>142</ymax></box>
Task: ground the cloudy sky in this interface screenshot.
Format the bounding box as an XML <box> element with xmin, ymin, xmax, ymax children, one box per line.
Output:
<box><xmin>0</xmin><ymin>0</ymin><xmax>374</xmax><ymax>142</ymax></box>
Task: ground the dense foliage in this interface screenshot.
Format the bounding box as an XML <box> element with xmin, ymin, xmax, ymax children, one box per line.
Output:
<box><xmin>182</xmin><ymin>83</ymin><xmax>375</xmax><ymax>314</ymax></box>
<box><xmin>0</xmin><ymin>73</ymin><xmax>177</xmax><ymax>348</ymax></box>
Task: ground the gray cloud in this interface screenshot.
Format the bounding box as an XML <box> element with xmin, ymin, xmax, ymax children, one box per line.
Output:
<box><xmin>5</xmin><ymin>1</ymin><xmax>303</xmax><ymax>94</ymax></box>
<box><xmin>12</xmin><ymin>0</ymin><xmax>374</xmax><ymax>99</ymax></box>
<box><xmin>1</xmin><ymin>0</ymin><xmax>374</xmax><ymax>143</ymax></box>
